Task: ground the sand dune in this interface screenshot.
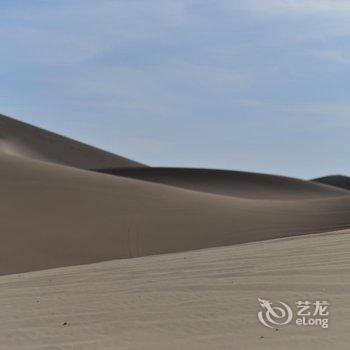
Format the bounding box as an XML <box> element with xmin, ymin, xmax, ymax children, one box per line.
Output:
<box><xmin>2</xmin><ymin>151</ymin><xmax>350</xmax><ymax>275</ymax></box>
<box><xmin>96</xmin><ymin>167</ymin><xmax>350</xmax><ymax>199</ymax></box>
<box><xmin>313</xmin><ymin>175</ymin><xmax>350</xmax><ymax>191</ymax></box>
<box><xmin>0</xmin><ymin>231</ymin><xmax>349</xmax><ymax>350</ymax></box>
<box><xmin>0</xmin><ymin>114</ymin><xmax>144</xmax><ymax>169</ymax></box>
<box><xmin>1</xmin><ymin>115</ymin><xmax>350</xmax><ymax>348</ymax></box>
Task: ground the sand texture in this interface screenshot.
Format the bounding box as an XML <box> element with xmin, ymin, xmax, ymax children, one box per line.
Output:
<box><xmin>0</xmin><ymin>231</ymin><xmax>349</xmax><ymax>349</ymax></box>
<box><xmin>0</xmin><ymin>115</ymin><xmax>349</xmax><ymax>349</ymax></box>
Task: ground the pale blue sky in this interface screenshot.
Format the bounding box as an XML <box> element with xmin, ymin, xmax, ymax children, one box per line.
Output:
<box><xmin>1</xmin><ymin>0</ymin><xmax>350</xmax><ymax>178</ymax></box>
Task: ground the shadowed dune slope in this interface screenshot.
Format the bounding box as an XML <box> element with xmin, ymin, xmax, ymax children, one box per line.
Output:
<box><xmin>0</xmin><ymin>231</ymin><xmax>349</xmax><ymax>349</ymax></box>
<box><xmin>2</xmin><ymin>152</ymin><xmax>350</xmax><ymax>275</ymax></box>
<box><xmin>0</xmin><ymin>114</ymin><xmax>144</xmax><ymax>169</ymax></box>
<box><xmin>94</xmin><ymin>167</ymin><xmax>350</xmax><ymax>199</ymax></box>
<box><xmin>313</xmin><ymin>175</ymin><xmax>350</xmax><ymax>191</ymax></box>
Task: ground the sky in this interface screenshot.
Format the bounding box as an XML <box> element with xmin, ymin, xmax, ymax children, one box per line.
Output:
<box><xmin>0</xmin><ymin>0</ymin><xmax>350</xmax><ymax>179</ymax></box>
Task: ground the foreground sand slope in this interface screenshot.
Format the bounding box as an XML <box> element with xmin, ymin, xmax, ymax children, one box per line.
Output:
<box><xmin>2</xmin><ymin>152</ymin><xmax>350</xmax><ymax>274</ymax></box>
<box><xmin>0</xmin><ymin>231</ymin><xmax>349</xmax><ymax>350</ymax></box>
<box><xmin>0</xmin><ymin>114</ymin><xmax>144</xmax><ymax>169</ymax></box>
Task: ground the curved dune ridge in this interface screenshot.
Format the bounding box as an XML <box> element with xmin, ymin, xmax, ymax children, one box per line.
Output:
<box><xmin>95</xmin><ymin>167</ymin><xmax>350</xmax><ymax>199</ymax></box>
<box><xmin>1</xmin><ymin>116</ymin><xmax>350</xmax><ymax>349</ymax></box>
<box><xmin>0</xmin><ymin>114</ymin><xmax>144</xmax><ymax>169</ymax></box>
<box><xmin>1</xmin><ymin>151</ymin><xmax>350</xmax><ymax>274</ymax></box>
<box><xmin>1</xmin><ymin>115</ymin><xmax>350</xmax><ymax>276</ymax></box>
<box><xmin>313</xmin><ymin>175</ymin><xmax>350</xmax><ymax>191</ymax></box>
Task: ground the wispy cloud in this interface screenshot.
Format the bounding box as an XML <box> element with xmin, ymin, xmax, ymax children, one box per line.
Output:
<box><xmin>0</xmin><ymin>0</ymin><xmax>350</xmax><ymax>178</ymax></box>
<box><xmin>0</xmin><ymin>0</ymin><xmax>188</xmax><ymax>65</ymax></box>
<box><xmin>302</xmin><ymin>49</ymin><xmax>349</xmax><ymax>65</ymax></box>
<box><xmin>238</xmin><ymin>0</ymin><xmax>350</xmax><ymax>16</ymax></box>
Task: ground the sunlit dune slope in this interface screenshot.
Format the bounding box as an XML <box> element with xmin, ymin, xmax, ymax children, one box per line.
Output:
<box><xmin>0</xmin><ymin>231</ymin><xmax>349</xmax><ymax>349</ymax></box>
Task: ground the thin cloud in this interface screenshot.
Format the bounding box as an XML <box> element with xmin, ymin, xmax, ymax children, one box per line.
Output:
<box><xmin>0</xmin><ymin>0</ymin><xmax>189</xmax><ymax>65</ymax></box>
<box><xmin>238</xmin><ymin>0</ymin><xmax>350</xmax><ymax>16</ymax></box>
<box><xmin>0</xmin><ymin>0</ymin><xmax>349</xmax><ymax>178</ymax></box>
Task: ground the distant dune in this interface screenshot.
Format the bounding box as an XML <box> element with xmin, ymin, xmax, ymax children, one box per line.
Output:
<box><xmin>313</xmin><ymin>175</ymin><xmax>350</xmax><ymax>191</ymax></box>
<box><xmin>96</xmin><ymin>167</ymin><xmax>350</xmax><ymax>199</ymax></box>
<box><xmin>1</xmin><ymin>150</ymin><xmax>350</xmax><ymax>274</ymax></box>
<box><xmin>1</xmin><ymin>114</ymin><xmax>350</xmax><ymax>348</ymax></box>
<box><xmin>0</xmin><ymin>114</ymin><xmax>144</xmax><ymax>169</ymax></box>
<box><xmin>0</xmin><ymin>116</ymin><xmax>350</xmax><ymax>275</ymax></box>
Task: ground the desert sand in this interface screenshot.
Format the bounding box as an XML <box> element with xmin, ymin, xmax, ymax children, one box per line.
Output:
<box><xmin>96</xmin><ymin>167</ymin><xmax>350</xmax><ymax>199</ymax></box>
<box><xmin>313</xmin><ymin>175</ymin><xmax>350</xmax><ymax>191</ymax></box>
<box><xmin>2</xmin><ymin>151</ymin><xmax>350</xmax><ymax>274</ymax></box>
<box><xmin>0</xmin><ymin>115</ymin><xmax>350</xmax><ymax>348</ymax></box>
<box><xmin>0</xmin><ymin>114</ymin><xmax>144</xmax><ymax>169</ymax></box>
<box><xmin>0</xmin><ymin>231</ymin><xmax>349</xmax><ymax>349</ymax></box>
